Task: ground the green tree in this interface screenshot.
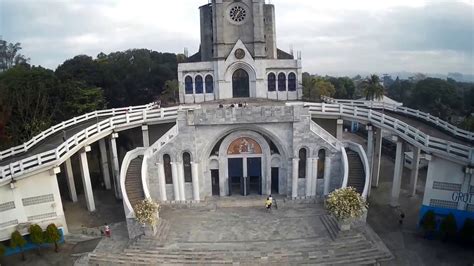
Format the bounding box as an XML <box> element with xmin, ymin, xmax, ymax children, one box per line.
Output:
<box><xmin>29</xmin><ymin>224</ymin><xmax>44</xmax><ymax>255</ymax></box>
<box><xmin>439</xmin><ymin>213</ymin><xmax>457</xmax><ymax>241</ymax></box>
<box><xmin>0</xmin><ymin>40</ymin><xmax>29</xmax><ymax>72</ymax></box>
<box><xmin>160</xmin><ymin>79</ymin><xmax>179</xmax><ymax>105</ymax></box>
<box><xmin>410</xmin><ymin>78</ymin><xmax>458</xmax><ymax>120</ymax></box>
<box><xmin>361</xmin><ymin>74</ymin><xmax>384</xmax><ymax>100</ymax></box>
<box><xmin>10</xmin><ymin>230</ymin><xmax>27</xmax><ymax>261</ymax></box>
<box><xmin>44</xmin><ymin>224</ymin><xmax>61</xmax><ymax>252</ymax></box>
<box><xmin>316</xmin><ymin>78</ymin><xmax>336</xmax><ymax>98</ymax></box>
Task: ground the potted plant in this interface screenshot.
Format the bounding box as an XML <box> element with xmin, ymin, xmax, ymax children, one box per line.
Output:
<box><xmin>439</xmin><ymin>213</ymin><xmax>457</xmax><ymax>242</ymax></box>
<box><xmin>29</xmin><ymin>224</ymin><xmax>44</xmax><ymax>255</ymax></box>
<box><xmin>134</xmin><ymin>198</ymin><xmax>161</xmax><ymax>237</ymax></box>
<box><xmin>325</xmin><ymin>187</ymin><xmax>367</xmax><ymax>231</ymax></box>
<box><xmin>459</xmin><ymin>218</ymin><xmax>474</xmax><ymax>245</ymax></box>
<box><xmin>44</xmin><ymin>224</ymin><xmax>61</xmax><ymax>252</ymax></box>
<box><xmin>0</xmin><ymin>242</ymin><xmax>5</xmax><ymax>258</ymax></box>
<box><xmin>10</xmin><ymin>230</ymin><xmax>27</xmax><ymax>261</ymax></box>
<box><xmin>420</xmin><ymin>210</ymin><xmax>437</xmax><ymax>239</ymax></box>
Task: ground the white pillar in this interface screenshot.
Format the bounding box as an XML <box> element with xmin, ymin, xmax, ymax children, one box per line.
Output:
<box><xmin>171</xmin><ymin>162</ymin><xmax>180</xmax><ymax>201</ymax></box>
<box><xmin>50</xmin><ymin>167</ymin><xmax>69</xmax><ymax>234</ymax></box>
<box><xmin>323</xmin><ymin>156</ymin><xmax>332</xmax><ymax>196</ymax></box>
<box><xmin>157</xmin><ymin>162</ymin><xmax>167</xmax><ymax>201</ymax></box>
<box><xmin>372</xmin><ymin>127</ymin><xmax>383</xmax><ymax>188</ymax></box>
<box><xmin>64</xmin><ymin>158</ymin><xmax>77</xmax><ymax>202</ymax></box>
<box><xmin>79</xmin><ymin>146</ymin><xmax>95</xmax><ymax>212</ymax></box>
<box><xmin>99</xmin><ymin>139</ymin><xmax>112</xmax><ymax>190</ymax></box>
<box><xmin>191</xmin><ymin>162</ymin><xmax>200</xmax><ymax>201</ymax></box>
<box><xmin>305</xmin><ymin>158</ymin><xmax>313</xmax><ymax>197</ymax></box>
<box><xmin>141</xmin><ymin>125</ymin><xmax>150</xmax><ymax>148</ymax></box>
<box><xmin>311</xmin><ymin>158</ymin><xmax>319</xmax><ymax>196</ymax></box>
<box><xmin>177</xmin><ymin>162</ymin><xmax>186</xmax><ymax>201</ymax></box>
<box><xmin>366</xmin><ymin>125</ymin><xmax>374</xmax><ymax>187</ymax></box>
<box><xmin>291</xmin><ymin>158</ymin><xmax>299</xmax><ymax>198</ymax></box>
<box><xmin>336</xmin><ymin>119</ymin><xmax>344</xmax><ymax>140</ymax></box>
<box><xmin>390</xmin><ymin>137</ymin><xmax>404</xmax><ymax>207</ymax></box>
<box><xmin>409</xmin><ymin>146</ymin><xmax>421</xmax><ymax>197</ymax></box>
<box><xmin>110</xmin><ymin>133</ymin><xmax>122</xmax><ymax>199</ymax></box>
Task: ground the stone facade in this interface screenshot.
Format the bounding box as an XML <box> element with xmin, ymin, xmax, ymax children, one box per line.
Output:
<box><xmin>145</xmin><ymin>105</ymin><xmax>343</xmax><ymax>202</ymax></box>
<box><xmin>178</xmin><ymin>0</ymin><xmax>303</xmax><ymax>104</ymax></box>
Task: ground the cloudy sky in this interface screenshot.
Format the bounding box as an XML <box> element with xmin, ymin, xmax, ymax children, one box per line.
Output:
<box><xmin>0</xmin><ymin>0</ymin><xmax>473</xmax><ymax>76</ymax></box>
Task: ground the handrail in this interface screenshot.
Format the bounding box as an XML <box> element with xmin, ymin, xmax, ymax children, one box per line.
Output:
<box><xmin>342</xmin><ymin>141</ymin><xmax>370</xmax><ymax>199</ymax></box>
<box><xmin>0</xmin><ymin>106</ymin><xmax>180</xmax><ymax>184</ymax></box>
<box><xmin>340</xmin><ymin>146</ymin><xmax>349</xmax><ymax>189</ymax></box>
<box><xmin>322</xmin><ymin>96</ymin><xmax>474</xmax><ymax>142</ymax></box>
<box><xmin>302</xmin><ymin>102</ymin><xmax>474</xmax><ymax>164</ymax></box>
<box><xmin>309</xmin><ymin>120</ymin><xmax>340</xmax><ymax>150</ymax></box>
<box><xmin>120</xmin><ymin>148</ymin><xmax>147</xmax><ymax>218</ymax></box>
<box><xmin>142</xmin><ymin>125</ymin><xmax>179</xmax><ymax>201</ymax></box>
<box><xmin>0</xmin><ymin>102</ymin><xmax>156</xmax><ymax>161</ymax></box>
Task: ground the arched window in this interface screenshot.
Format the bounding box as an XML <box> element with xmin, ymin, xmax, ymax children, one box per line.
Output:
<box><xmin>288</xmin><ymin>73</ymin><xmax>296</xmax><ymax>91</ymax></box>
<box><xmin>183</xmin><ymin>152</ymin><xmax>192</xmax><ymax>183</ymax></box>
<box><xmin>205</xmin><ymin>75</ymin><xmax>214</xmax><ymax>93</ymax></box>
<box><xmin>195</xmin><ymin>75</ymin><xmax>203</xmax><ymax>94</ymax></box>
<box><xmin>185</xmin><ymin>76</ymin><xmax>193</xmax><ymax>94</ymax></box>
<box><xmin>298</xmin><ymin>148</ymin><xmax>307</xmax><ymax>179</ymax></box>
<box><xmin>318</xmin><ymin>149</ymin><xmax>326</xmax><ymax>179</ymax></box>
<box><xmin>163</xmin><ymin>154</ymin><xmax>172</xmax><ymax>184</ymax></box>
<box><xmin>278</xmin><ymin>73</ymin><xmax>286</xmax><ymax>91</ymax></box>
<box><xmin>268</xmin><ymin>73</ymin><xmax>276</xmax><ymax>92</ymax></box>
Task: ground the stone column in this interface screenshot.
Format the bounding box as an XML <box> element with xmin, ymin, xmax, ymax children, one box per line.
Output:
<box><xmin>390</xmin><ymin>136</ymin><xmax>404</xmax><ymax>207</ymax></box>
<box><xmin>79</xmin><ymin>146</ymin><xmax>95</xmax><ymax>212</ymax></box>
<box><xmin>64</xmin><ymin>158</ymin><xmax>77</xmax><ymax>202</ymax></box>
<box><xmin>157</xmin><ymin>162</ymin><xmax>167</xmax><ymax>201</ymax></box>
<box><xmin>291</xmin><ymin>158</ymin><xmax>299</xmax><ymax>199</ymax></box>
<box><xmin>336</xmin><ymin>119</ymin><xmax>344</xmax><ymax>140</ymax></box>
<box><xmin>109</xmin><ymin>133</ymin><xmax>122</xmax><ymax>199</ymax></box>
<box><xmin>191</xmin><ymin>162</ymin><xmax>200</xmax><ymax>201</ymax></box>
<box><xmin>366</xmin><ymin>125</ymin><xmax>374</xmax><ymax>188</ymax></box>
<box><xmin>305</xmin><ymin>158</ymin><xmax>313</xmax><ymax>197</ymax></box>
<box><xmin>311</xmin><ymin>158</ymin><xmax>319</xmax><ymax>196</ymax></box>
<box><xmin>409</xmin><ymin>146</ymin><xmax>421</xmax><ymax>197</ymax></box>
<box><xmin>177</xmin><ymin>162</ymin><xmax>186</xmax><ymax>201</ymax></box>
<box><xmin>50</xmin><ymin>167</ymin><xmax>69</xmax><ymax>234</ymax></box>
<box><xmin>99</xmin><ymin>139</ymin><xmax>112</xmax><ymax>190</ymax></box>
<box><xmin>323</xmin><ymin>155</ymin><xmax>332</xmax><ymax>196</ymax></box>
<box><xmin>141</xmin><ymin>125</ymin><xmax>150</xmax><ymax>148</ymax></box>
<box><xmin>171</xmin><ymin>162</ymin><xmax>180</xmax><ymax>201</ymax></box>
<box><xmin>372</xmin><ymin>127</ymin><xmax>383</xmax><ymax>188</ymax></box>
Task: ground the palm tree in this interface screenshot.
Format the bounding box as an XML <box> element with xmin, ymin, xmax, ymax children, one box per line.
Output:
<box><xmin>362</xmin><ymin>74</ymin><xmax>385</xmax><ymax>100</ymax></box>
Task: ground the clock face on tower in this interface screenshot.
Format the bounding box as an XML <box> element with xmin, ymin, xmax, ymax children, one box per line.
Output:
<box><xmin>229</xmin><ymin>5</ymin><xmax>247</xmax><ymax>23</ymax></box>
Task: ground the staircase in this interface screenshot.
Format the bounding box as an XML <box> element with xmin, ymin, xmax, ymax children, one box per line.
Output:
<box><xmin>88</xmin><ymin>232</ymin><xmax>392</xmax><ymax>265</ymax></box>
<box><xmin>125</xmin><ymin>156</ymin><xmax>145</xmax><ymax>210</ymax></box>
<box><xmin>346</xmin><ymin>150</ymin><xmax>366</xmax><ymax>194</ymax></box>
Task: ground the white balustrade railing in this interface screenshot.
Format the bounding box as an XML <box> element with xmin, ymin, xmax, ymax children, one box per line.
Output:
<box><xmin>340</xmin><ymin>146</ymin><xmax>349</xmax><ymax>189</ymax></box>
<box><xmin>0</xmin><ymin>106</ymin><xmax>180</xmax><ymax>184</ymax></box>
<box><xmin>322</xmin><ymin>96</ymin><xmax>474</xmax><ymax>142</ymax></box>
<box><xmin>309</xmin><ymin>120</ymin><xmax>340</xmax><ymax>150</ymax></box>
<box><xmin>0</xmin><ymin>102</ymin><xmax>157</xmax><ymax>161</ymax></box>
<box><xmin>304</xmin><ymin>102</ymin><xmax>474</xmax><ymax>164</ymax></box>
<box><xmin>120</xmin><ymin>148</ymin><xmax>147</xmax><ymax>218</ymax></box>
<box><xmin>342</xmin><ymin>141</ymin><xmax>370</xmax><ymax>199</ymax></box>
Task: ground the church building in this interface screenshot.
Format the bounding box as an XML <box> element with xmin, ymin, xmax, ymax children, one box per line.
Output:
<box><xmin>178</xmin><ymin>0</ymin><xmax>303</xmax><ymax>103</ymax></box>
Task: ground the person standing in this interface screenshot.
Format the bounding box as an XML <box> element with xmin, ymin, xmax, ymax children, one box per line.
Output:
<box><xmin>104</xmin><ymin>223</ymin><xmax>111</xmax><ymax>237</ymax></box>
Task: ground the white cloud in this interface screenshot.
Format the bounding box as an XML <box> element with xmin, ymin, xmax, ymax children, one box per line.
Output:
<box><xmin>0</xmin><ymin>0</ymin><xmax>472</xmax><ymax>76</ymax></box>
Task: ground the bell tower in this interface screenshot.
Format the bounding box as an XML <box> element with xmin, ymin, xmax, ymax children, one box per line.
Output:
<box><xmin>199</xmin><ymin>0</ymin><xmax>277</xmax><ymax>61</ymax></box>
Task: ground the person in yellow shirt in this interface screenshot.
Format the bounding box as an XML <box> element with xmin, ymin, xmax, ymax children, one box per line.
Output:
<box><xmin>265</xmin><ymin>197</ymin><xmax>272</xmax><ymax>210</ymax></box>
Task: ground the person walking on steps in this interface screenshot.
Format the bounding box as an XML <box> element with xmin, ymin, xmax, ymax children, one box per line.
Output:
<box><xmin>265</xmin><ymin>197</ymin><xmax>272</xmax><ymax>210</ymax></box>
<box><xmin>104</xmin><ymin>223</ymin><xmax>111</xmax><ymax>237</ymax></box>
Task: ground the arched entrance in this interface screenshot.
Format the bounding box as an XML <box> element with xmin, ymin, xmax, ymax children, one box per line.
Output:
<box><xmin>232</xmin><ymin>69</ymin><xmax>250</xmax><ymax>98</ymax></box>
<box><xmin>227</xmin><ymin>137</ymin><xmax>263</xmax><ymax>195</ymax></box>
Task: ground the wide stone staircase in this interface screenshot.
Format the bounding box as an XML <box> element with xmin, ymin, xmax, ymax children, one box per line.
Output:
<box><xmin>346</xmin><ymin>150</ymin><xmax>366</xmax><ymax>195</ymax></box>
<box><xmin>125</xmin><ymin>156</ymin><xmax>145</xmax><ymax>209</ymax></box>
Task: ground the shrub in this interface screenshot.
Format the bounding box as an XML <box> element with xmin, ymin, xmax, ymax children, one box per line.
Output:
<box><xmin>459</xmin><ymin>218</ymin><xmax>474</xmax><ymax>245</ymax></box>
<box><xmin>10</xmin><ymin>230</ymin><xmax>27</xmax><ymax>261</ymax></box>
<box><xmin>0</xmin><ymin>242</ymin><xmax>5</xmax><ymax>257</ymax></box>
<box><xmin>325</xmin><ymin>187</ymin><xmax>367</xmax><ymax>220</ymax></box>
<box><xmin>420</xmin><ymin>210</ymin><xmax>437</xmax><ymax>238</ymax></box>
<box><xmin>134</xmin><ymin>198</ymin><xmax>161</xmax><ymax>226</ymax></box>
<box><xmin>29</xmin><ymin>224</ymin><xmax>44</xmax><ymax>255</ymax></box>
<box><xmin>44</xmin><ymin>224</ymin><xmax>61</xmax><ymax>252</ymax></box>
<box><xmin>439</xmin><ymin>213</ymin><xmax>457</xmax><ymax>241</ymax></box>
